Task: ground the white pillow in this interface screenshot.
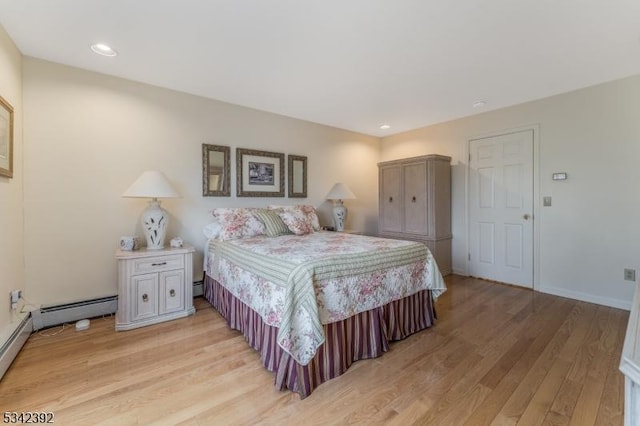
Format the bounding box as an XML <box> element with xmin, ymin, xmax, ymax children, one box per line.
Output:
<box><xmin>203</xmin><ymin>219</ymin><xmax>222</xmax><ymax>239</ymax></box>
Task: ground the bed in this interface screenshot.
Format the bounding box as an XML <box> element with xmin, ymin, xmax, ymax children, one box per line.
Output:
<box><xmin>202</xmin><ymin>208</ymin><xmax>446</xmax><ymax>398</ymax></box>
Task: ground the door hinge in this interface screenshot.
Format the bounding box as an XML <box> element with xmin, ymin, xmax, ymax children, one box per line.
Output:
<box><xmin>468</xmin><ymin>253</ymin><xmax>471</xmax><ymax>261</ymax></box>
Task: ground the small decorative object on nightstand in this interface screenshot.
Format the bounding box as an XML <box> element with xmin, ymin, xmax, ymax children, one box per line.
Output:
<box><xmin>119</xmin><ymin>236</ymin><xmax>140</xmax><ymax>251</ymax></box>
<box><xmin>326</xmin><ymin>182</ymin><xmax>356</xmax><ymax>232</ymax></box>
<box><xmin>122</xmin><ymin>170</ymin><xmax>181</xmax><ymax>250</ymax></box>
<box><xmin>115</xmin><ymin>244</ymin><xmax>195</xmax><ymax>331</ymax></box>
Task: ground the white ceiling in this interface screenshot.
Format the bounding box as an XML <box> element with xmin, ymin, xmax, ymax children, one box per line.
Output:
<box><xmin>1</xmin><ymin>0</ymin><xmax>639</xmax><ymax>137</ymax></box>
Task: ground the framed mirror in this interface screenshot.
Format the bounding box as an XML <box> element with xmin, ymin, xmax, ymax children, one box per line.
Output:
<box><xmin>288</xmin><ymin>154</ymin><xmax>307</xmax><ymax>198</ymax></box>
<box><xmin>202</xmin><ymin>144</ymin><xmax>230</xmax><ymax>196</ymax></box>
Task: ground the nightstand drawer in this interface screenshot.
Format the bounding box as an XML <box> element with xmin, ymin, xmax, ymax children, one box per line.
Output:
<box><xmin>132</xmin><ymin>254</ymin><xmax>184</xmax><ymax>274</ymax></box>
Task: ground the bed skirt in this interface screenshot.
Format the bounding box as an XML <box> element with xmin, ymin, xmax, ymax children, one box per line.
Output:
<box><xmin>203</xmin><ymin>274</ymin><xmax>436</xmax><ymax>398</ymax></box>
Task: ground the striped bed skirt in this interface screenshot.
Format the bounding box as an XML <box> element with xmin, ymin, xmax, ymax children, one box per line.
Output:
<box><xmin>203</xmin><ymin>274</ymin><xmax>436</xmax><ymax>398</ymax></box>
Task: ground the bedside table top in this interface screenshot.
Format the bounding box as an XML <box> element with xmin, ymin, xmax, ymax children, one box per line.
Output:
<box><xmin>340</xmin><ymin>229</ymin><xmax>362</xmax><ymax>235</ymax></box>
<box><xmin>116</xmin><ymin>244</ymin><xmax>195</xmax><ymax>259</ymax></box>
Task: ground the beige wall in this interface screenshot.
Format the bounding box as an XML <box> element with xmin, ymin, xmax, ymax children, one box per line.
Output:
<box><xmin>10</xmin><ymin>32</ymin><xmax>640</xmax><ymax>314</ymax></box>
<box><xmin>0</xmin><ymin>26</ymin><xmax>24</xmax><ymax>343</ymax></box>
<box><xmin>381</xmin><ymin>75</ymin><xmax>640</xmax><ymax>309</ymax></box>
<box><xmin>22</xmin><ymin>58</ymin><xmax>380</xmax><ymax>307</ymax></box>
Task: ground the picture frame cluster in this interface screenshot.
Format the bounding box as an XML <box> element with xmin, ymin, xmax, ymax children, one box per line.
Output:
<box><xmin>202</xmin><ymin>145</ymin><xmax>307</xmax><ymax>198</ymax></box>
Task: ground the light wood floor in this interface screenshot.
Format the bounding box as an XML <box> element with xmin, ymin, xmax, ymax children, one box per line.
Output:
<box><xmin>0</xmin><ymin>275</ymin><xmax>628</xmax><ymax>425</ymax></box>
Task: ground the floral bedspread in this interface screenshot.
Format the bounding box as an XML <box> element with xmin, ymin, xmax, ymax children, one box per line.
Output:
<box><xmin>205</xmin><ymin>232</ymin><xmax>446</xmax><ymax>365</ymax></box>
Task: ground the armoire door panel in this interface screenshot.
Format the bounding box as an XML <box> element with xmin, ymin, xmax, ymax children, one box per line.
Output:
<box><xmin>380</xmin><ymin>166</ymin><xmax>403</xmax><ymax>233</ymax></box>
<box><xmin>403</xmin><ymin>162</ymin><xmax>427</xmax><ymax>234</ymax></box>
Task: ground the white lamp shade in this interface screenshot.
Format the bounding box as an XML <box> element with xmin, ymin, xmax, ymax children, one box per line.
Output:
<box><xmin>326</xmin><ymin>182</ymin><xmax>356</xmax><ymax>200</ymax></box>
<box><xmin>122</xmin><ymin>171</ymin><xmax>180</xmax><ymax>199</ymax></box>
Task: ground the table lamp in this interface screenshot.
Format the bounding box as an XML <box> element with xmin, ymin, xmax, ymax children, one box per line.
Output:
<box><xmin>326</xmin><ymin>182</ymin><xmax>356</xmax><ymax>232</ymax></box>
<box><xmin>122</xmin><ymin>171</ymin><xmax>180</xmax><ymax>249</ymax></box>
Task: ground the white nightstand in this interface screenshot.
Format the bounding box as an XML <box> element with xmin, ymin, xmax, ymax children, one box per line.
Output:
<box><xmin>115</xmin><ymin>244</ymin><xmax>195</xmax><ymax>331</ymax></box>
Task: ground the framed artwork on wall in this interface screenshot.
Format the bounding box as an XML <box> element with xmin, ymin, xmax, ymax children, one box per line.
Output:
<box><xmin>0</xmin><ymin>95</ymin><xmax>14</xmax><ymax>178</ymax></box>
<box><xmin>288</xmin><ymin>154</ymin><xmax>307</xmax><ymax>198</ymax></box>
<box><xmin>202</xmin><ymin>144</ymin><xmax>230</xmax><ymax>196</ymax></box>
<box><xmin>236</xmin><ymin>148</ymin><xmax>285</xmax><ymax>197</ymax></box>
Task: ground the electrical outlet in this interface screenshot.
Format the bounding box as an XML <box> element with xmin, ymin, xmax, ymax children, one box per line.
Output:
<box><xmin>543</xmin><ymin>196</ymin><xmax>552</xmax><ymax>207</ymax></box>
<box><xmin>10</xmin><ymin>289</ymin><xmax>21</xmax><ymax>310</ymax></box>
<box><xmin>624</xmin><ymin>269</ymin><xmax>636</xmax><ymax>282</ymax></box>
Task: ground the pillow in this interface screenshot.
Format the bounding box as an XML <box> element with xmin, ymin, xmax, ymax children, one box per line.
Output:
<box><xmin>277</xmin><ymin>208</ymin><xmax>314</xmax><ymax>235</ymax></box>
<box><xmin>299</xmin><ymin>205</ymin><xmax>321</xmax><ymax>231</ymax></box>
<box><xmin>212</xmin><ymin>208</ymin><xmax>266</xmax><ymax>240</ymax></box>
<box><xmin>203</xmin><ymin>219</ymin><xmax>222</xmax><ymax>239</ymax></box>
<box><xmin>253</xmin><ymin>209</ymin><xmax>292</xmax><ymax>237</ymax></box>
<box><xmin>268</xmin><ymin>205</ymin><xmax>321</xmax><ymax>231</ymax></box>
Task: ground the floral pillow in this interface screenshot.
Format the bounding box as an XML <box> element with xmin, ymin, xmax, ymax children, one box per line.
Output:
<box><xmin>268</xmin><ymin>205</ymin><xmax>320</xmax><ymax>231</ymax></box>
<box><xmin>212</xmin><ymin>208</ymin><xmax>266</xmax><ymax>240</ymax></box>
<box><xmin>276</xmin><ymin>208</ymin><xmax>314</xmax><ymax>235</ymax></box>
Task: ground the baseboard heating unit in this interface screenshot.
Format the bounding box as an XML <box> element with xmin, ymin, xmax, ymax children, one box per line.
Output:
<box><xmin>193</xmin><ymin>280</ymin><xmax>204</xmax><ymax>297</ymax></box>
<box><xmin>0</xmin><ymin>315</ymin><xmax>33</xmax><ymax>380</ymax></box>
<box><xmin>31</xmin><ymin>295</ymin><xmax>118</xmax><ymax>331</ymax></box>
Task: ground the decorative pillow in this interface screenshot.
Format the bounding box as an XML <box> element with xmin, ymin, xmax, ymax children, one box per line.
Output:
<box><xmin>298</xmin><ymin>205</ymin><xmax>321</xmax><ymax>231</ymax></box>
<box><xmin>268</xmin><ymin>205</ymin><xmax>321</xmax><ymax>231</ymax></box>
<box><xmin>253</xmin><ymin>209</ymin><xmax>292</xmax><ymax>237</ymax></box>
<box><xmin>276</xmin><ymin>208</ymin><xmax>314</xmax><ymax>235</ymax></box>
<box><xmin>202</xmin><ymin>219</ymin><xmax>222</xmax><ymax>239</ymax></box>
<box><xmin>212</xmin><ymin>208</ymin><xmax>266</xmax><ymax>240</ymax></box>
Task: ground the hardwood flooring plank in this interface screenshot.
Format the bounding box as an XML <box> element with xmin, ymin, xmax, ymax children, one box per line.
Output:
<box><xmin>0</xmin><ymin>277</ymin><xmax>627</xmax><ymax>426</ymax></box>
<box><xmin>595</xmin><ymin>309</ymin><xmax>628</xmax><ymax>425</ymax></box>
<box><xmin>493</xmin><ymin>300</ymin><xmax>593</xmax><ymax>424</ymax></box>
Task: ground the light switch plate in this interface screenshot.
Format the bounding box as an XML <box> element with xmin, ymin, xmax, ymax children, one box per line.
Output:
<box><xmin>543</xmin><ymin>196</ymin><xmax>552</xmax><ymax>207</ymax></box>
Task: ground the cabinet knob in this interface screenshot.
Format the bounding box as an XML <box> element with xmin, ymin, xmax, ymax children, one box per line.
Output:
<box><xmin>389</xmin><ymin>196</ymin><xmax>393</xmax><ymax>203</ymax></box>
<box><xmin>412</xmin><ymin>196</ymin><xmax>416</xmax><ymax>202</ymax></box>
<box><xmin>169</xmin><ymin>289</ymin><xmax>176</xmax><ymax>297</ymax></box>
<box><xmin>142</xmin><ymin>293</ymin><xmax>149</xmax><ymax>302</ymax></box>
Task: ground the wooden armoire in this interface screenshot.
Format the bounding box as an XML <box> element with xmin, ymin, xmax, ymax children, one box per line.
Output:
<box><xmin>378</xmin><ymin>155</ymin><xmax>452</xmax><ymax>275</ymax></box>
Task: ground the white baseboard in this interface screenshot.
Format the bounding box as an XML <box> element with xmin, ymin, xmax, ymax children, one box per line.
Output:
<box><xmin>451</xmin><ymin>268</ymin><xmax>469</xmax><ymax>276</ymax></box>
<box><xmin>0</xmin><ymin>316</ymin><xmax>32</xmax><ymax>380</ymax></box>
<box><xmin>448</xmin><ymin>273</ymin><xmax>631</xmax><ymax>311</ymax></box>
<box><xmin>537</xmin><ymin>285</ymin><xmax>632</xmax><ymax>311</ymax></box>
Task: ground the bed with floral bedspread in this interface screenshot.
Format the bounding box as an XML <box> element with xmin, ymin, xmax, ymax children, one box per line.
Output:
<box><xmin>203</xmin><ymin>230</ymin><xmax>446</xmax><ymax>397</ymax></box>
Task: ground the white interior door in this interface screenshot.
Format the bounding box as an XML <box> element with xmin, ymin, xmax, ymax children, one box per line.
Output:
<box><xmin>469</xmin><ymin>130</ymin><xmax>534</xmax><ymax>288</ymax></box>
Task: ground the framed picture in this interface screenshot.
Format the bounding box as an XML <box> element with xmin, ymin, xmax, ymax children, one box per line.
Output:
<box><xmin>202</xmin><ymin>144</ymin><xmax>230</xmax><ymax>196</ymax></box>
<box><xmin>236</xmin><ymin>148</ymin><xmax>285</xmax><ymax>197</ymax></box>
<box><xmin>288</xmin><ymin>154</ymin><xmax>307</xmax><ymax>198</ymax></box>
<box><xmin>0</xmin><ymin>95</ymin><xmax>14</xmax><ymax>178</ymax></box>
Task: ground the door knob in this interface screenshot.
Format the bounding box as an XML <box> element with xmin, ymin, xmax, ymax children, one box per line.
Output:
<box><xmin>523</xmin><ymin>214</ymin><xmax>531</xmax><ymax>220</ymax></box>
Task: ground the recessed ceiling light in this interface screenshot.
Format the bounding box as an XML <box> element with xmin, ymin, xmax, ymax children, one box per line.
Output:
<box><xmin>380</xmin><ymin>124</ymin><xmax>391</xmax><ymax>130</ymax></box>
<box><xmin>472</xmin><ymin>100</ymin><xmax>487</xmax><ymax>108</ymax></box>
<box><xmin>90</xmin><ymin>43</ymin><xmax>117</xmax><ymax>57</ymax></box>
